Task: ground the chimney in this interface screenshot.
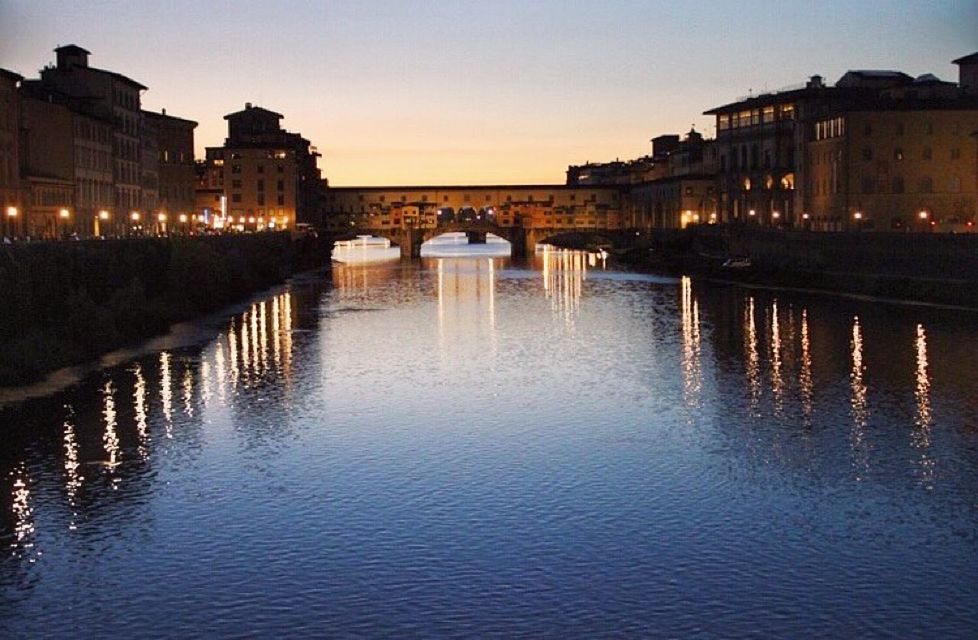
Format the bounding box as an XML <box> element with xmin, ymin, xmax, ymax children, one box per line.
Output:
<box><xmin>161</xmin><ymin>108</ymin><xmax>167</xmax><ymax>115</ymax></box>
<box><xmin>245</xmin><ymin>102</ymin><xmax>253</xmax><ymax>110</ymax></box>
<box><xmin>807</xmin><ymin>75</ymin><xmax>824</xmax><ymax>89</ymax></box>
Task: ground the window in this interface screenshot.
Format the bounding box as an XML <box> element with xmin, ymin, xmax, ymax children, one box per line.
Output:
<box><xmin>861</xmin><ymin>176</ymin><xmax>874</xmax><ymax>193</ymax></box>
<box><xmin>764</xmin><ymin>150</ymin><xmax>771</xmax><ymax>168</ymax></box>
<box><xmin>685</xmin><ymin>187</ymin><xmax>694</xmax><ymax>196</ymax></box>
<box><xmin>862</xmin><ymin>148</ymin><xmax>873</xmax><ymax>161</ymax></box>
<box><xmin>894</xmin><ymin>148</ymin><xmax>904</xmax><ymax>161</ymax></box>
<box><xmin>257</xmin><ymin>165</ymin><xmax>264</xmax><ymax>173</ymax></box>
<box><xmin>257</xmin><ymin>180</ymin><xmax>264</xmax><ymax>191</ymax></box>
<box><xmin>231</xmin><ymin>164</ymin><xmax>241</xmax><ymax>174</ymax></box>
<box><xmin>892</xmin><ymin>177</ymin><xmax>905</xmax><ymax>193</ymax></box>
<box><xmin>951</xmin><ymin>148</ymin><xmax>961</xmax><ymax>160</ymax></box>
<box><xmin>277</xmin><ymin>195</ymin><xmax>284</xmax><ymax>205</ymax></box>
<box><xmin>895</xmin><ymin>122</ymin><xmax>904</xmax><ymax>136</ymax></box>
<box><xmin>277</xmin><ymin>180</ymin><xmax>285</xmax><ymax>191</ymax></box>
<box><xmin>232</xmin><ymin>193</ymin><xmax>241</xmax><ymax>203</ymax></box>
<box><xmin>922</xmin><ymin>147</ymin><xmax>932</xmax><ymax>160</ymax></box>
<box><xmin>949</xmin><ymin>176</ymin><xmax>962</xmax><ymax>192</ymax></box>
<box><xmin>277</xmin><ymin>165</ymin><xmax>284</xmax><ymax>173</ymax></box>
<box><xmin>257</xmin><ymin>194</ymin><xmax>265</xmax><ymax>206</ymax></box>
<box><xmin>231</xmin><ymin>179</ymin><xmax>241</xmax><ymax>188</ymax></box>
<box><xmin>918</xmin><ymin>177</ymin><xmax>933</xmax><ymax>193</ymax></box>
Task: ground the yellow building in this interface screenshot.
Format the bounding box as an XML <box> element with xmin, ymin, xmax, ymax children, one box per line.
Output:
<box><xmin>805</xmin><ymin>104</ymin><xmax>978</xmax><ymax>231</ymax></box>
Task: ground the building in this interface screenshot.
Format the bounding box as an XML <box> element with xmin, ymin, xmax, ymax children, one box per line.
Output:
<box><xmin>18</xmin><ymin>94</ymin><xmax>77</xmax><ymax>238</ymax></box>
<box><xmin>0</xmin><ymin>69</ymin><xmax>22</xmax><ymax>238</ymax></box>
<box><xmin>626</xmin><ymin>128</ymin><xmax>719</xmax><ymax>229</ymax></box>
<box><xmin>144</xmin><ymin>109</ymin><xmax>197</xmax><ymax>230</ymax></box>
<box><xmin>704</xmin><ymin>53</ymin><xmax>978</xmax><ymax>230</ymax></box>
<box><xmin>202</xmin><ymin>104</ymin><xmax>323</xmax><ymax>231</ymax></box>
<box><xmin>803</xmin><ymin>83</ymin><xmax>978</xmax><ymax>231</ymax></box>
<box><xmin>36</xmin><ymin>45</ymin><xmax>147</xmax><ymax>230</ymax></box>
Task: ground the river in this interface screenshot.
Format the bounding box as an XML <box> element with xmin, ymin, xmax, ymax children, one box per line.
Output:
<box><xmin>2</xmin><ymin>249</ymin><xmax>978</xmax><ymax>638</ymax></box>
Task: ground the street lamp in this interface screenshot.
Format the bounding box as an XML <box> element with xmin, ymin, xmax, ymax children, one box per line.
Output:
<box><xmin>59</xmin><ymin>208</ymin><xmax>70</xmax><ymax>239</ymax></box>
<box><xmin>4</xmin><ymin>206</ymin><xmax>16</xmax><ymax>239</ymax></box>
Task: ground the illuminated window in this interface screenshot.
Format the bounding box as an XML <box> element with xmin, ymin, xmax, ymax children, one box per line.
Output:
<box><xmin>894</xmin><ymin>148</ymin><xmax>904</xmax><ymax>161</ymax></box>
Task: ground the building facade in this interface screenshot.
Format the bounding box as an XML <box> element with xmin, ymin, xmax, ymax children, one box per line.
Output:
<box><xmin>0</xmin><ymin>69</ymin><xmax>22</xmax><ymax>238</ymax></box>
<box><xmin>144</xmin><ymin>109</ymin><xmax>197</xmax><ymax>228</ymax></box>
<box><xmin>201</xmin><ymin>104</ymin><xmax>323</xmax><ymax>231</ymax></box>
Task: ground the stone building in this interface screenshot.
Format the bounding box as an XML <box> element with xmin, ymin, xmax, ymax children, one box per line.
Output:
<box><xmin>202</xmin><ymin>104</ymin><xmax>323</xmax><ymax>230</ymax></box>
<box><xmin>705</xmin><ymin>53</ymin><xmax>978</xmax><ymax>230</ymax></box>
<box><xmin>143</xmin><ymin>109</ymin><xmax>197</xmax><ymax>228</ymax></box>
<box><xmin>36</xmin><ymin>45</ymin><xmax>147</xmax><ymax>228</ymax></box>
<box><xmin>0</xmin><ymin>69</ymin><xmax>22</xmax><ymax>238</ymax></box>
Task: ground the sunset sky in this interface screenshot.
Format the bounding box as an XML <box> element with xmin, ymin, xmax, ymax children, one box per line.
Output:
<box><xmin>2</xmin><ymin>0</ymin><xmax>975</xmax><ymax>186</ymax></box>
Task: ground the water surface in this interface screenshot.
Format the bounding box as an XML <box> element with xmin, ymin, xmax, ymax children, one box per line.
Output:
<box><xmin>2</xmin><ymin>251</ymin><xmax>978</xmax><ymax>638</ymax></box>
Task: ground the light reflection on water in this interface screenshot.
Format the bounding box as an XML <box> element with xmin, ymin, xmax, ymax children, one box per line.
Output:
<box><xmin>1</xmin><ymin>255</ymin><xmax>978</xmax><ymax>637</ymax></box>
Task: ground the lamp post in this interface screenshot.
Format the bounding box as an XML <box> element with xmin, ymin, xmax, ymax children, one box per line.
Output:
<box><xmin>131</xmin><ymin>210</ymin><xmax>141</xmax><ymax>236</ymax></box>
<box><xmin>5</xmin><ymin>206</ymin><xmax>17</xmax><ymax>239</ymax></box>
<box><xmin>157</xmin><ymin>212</ymin><xmax>167</xmax><ymax>235</ymax></box>
<box><xmin>59</xmin><ymin>208</ymin><xmax>70</xmax><ymax>239</ymax></box>
<box><xmin>97</xmin><ymin>209</ymin><xmax>110</xmax><ymax>237</ymax></box>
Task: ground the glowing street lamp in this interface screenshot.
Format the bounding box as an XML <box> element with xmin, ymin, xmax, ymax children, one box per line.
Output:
<box><xmin>99</xmin><ymin>210</ymin><xmax>110</xmax><ymax>220</ymax></box>
<box><xmin>854</xmin><ymin>211</ymin><xmax>863</xmax><ymax>220</ymax></box>
<box><xmin>179</xmin><ymin>214</ymin><xmax>188</xmax><ymax>223</ymax></box>
<box><xmin>131</xmin><ymin>211</ymin><xmax>141</xmax><ymax>222</ymax></box>
<box><xmin>5</xmin><ymin>206</ymin><xmax>16</xmax><ymax>218</ymax></box>
<box><xmin>59</xmin><ymin>208</ymin><xmax>70</xmax><ymax>219</ymax></box>
<box><xmin>157</xmin><ymin>212</ymin><xmax>167</xmax><ymax>223</ymax></box>
<box><xmin>918</xmin><ymin>210</ymin><xmax>928</xmax><ymax>221</ymax></box>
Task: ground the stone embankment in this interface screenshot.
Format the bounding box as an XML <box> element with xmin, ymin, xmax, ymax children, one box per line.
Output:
<box><xmin>618</xmin><ymin>226</ymin><xmax>978</xmax><ymax>308</ymax></box>
<box><xmin>0</xmin><ymin>232</ymin><xmax>329</xmax><ymax>386</ymax></box>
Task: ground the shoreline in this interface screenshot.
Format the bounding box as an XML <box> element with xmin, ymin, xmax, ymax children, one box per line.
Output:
<box><xmin>0</xmin><ymin>267</ymin><xmax>328</xmax><ymax>409</ymax></box>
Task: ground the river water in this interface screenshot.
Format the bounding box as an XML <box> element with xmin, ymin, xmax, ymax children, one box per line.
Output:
<box><xmin>2</xmin><ymin>250</ymin><xmax>978</xmax><ymax>638</ymax></box>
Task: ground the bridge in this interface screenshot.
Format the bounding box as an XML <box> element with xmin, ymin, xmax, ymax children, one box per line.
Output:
<box><xmin>337</xmin><ymin>219</ymin><xmax>625</xmax><ymax>258</ymax></box>
<box><xmin>324</xmin><ymin>184</ymin><xmax>631</xmax><ymax>257</ymax></box>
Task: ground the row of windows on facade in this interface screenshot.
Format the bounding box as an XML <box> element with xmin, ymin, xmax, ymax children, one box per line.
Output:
<box><xmin>860</xmin><ymin>121</ymin><xmax>962</xmax><ymax>137</ymax></box>
<box><xmin>719</xmin><ymin>147</ymin><xmax>795</xmax><ymax>172</ymax></box>
<box><xmin>861</xmin><ymin>147</ymin><xmax>962</xmax><ymax>161</ymax></box>
<box><xmin>212</xmin><ymin>150</ymin><xmax>289</xmax><ymax>160</ymax></box>
<box><xmin>229</xmin><ymin>164</ymin><xmax>286</xmax><ymax>174</ymax></box>
<box><xmin>112</xmin><ymin>88</ymin><xmax>138</xmax><ymax>111</ymax></box>
<box><xmin>74</xmin><ymin>120</ymin><xmax>112</xmax><ymax>145</ymax></box>
<box><xmin>160</xmin><ymin>185</ymin><xmax>194</xmax><ymax>202</ymax></box>
<box><xmin>813</xmin><ymin>175</ymin><xmax>964</xmax><ymax>196</ymax></box>
<box><xmin>352</xmin><ymin>193</ymin><xmax>606</xmax><ymax>204</ymax></box>
<box><xmin>160</xmin><ymin>150</ymin><xmax>191</xmax><ymax>164</ymax></box>
<box><xmin>716</xmin><ymin>104</ymin><xmax>796</xmax><ymax>131</ymax></box>
<box><xmin>230</xmin><ymin>179</ymin><xmax>286</xmax><ymax>190</ymax></box>
<box><xmin>231</xmin><ymin>193</ymin><xmax>286</xmax><ymax>205</ymax></box>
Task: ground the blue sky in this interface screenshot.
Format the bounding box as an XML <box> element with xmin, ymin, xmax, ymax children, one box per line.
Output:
<box><xmin>2</xmin><ymin>0</ymin><xmax>975</xmax><ymax>184</ymax></box>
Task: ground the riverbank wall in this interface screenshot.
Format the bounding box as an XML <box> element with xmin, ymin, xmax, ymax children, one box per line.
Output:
<box><xmin>0</xmin><ymin>233</ymin><xmax>329</xmax><ymax>386</ymax></box>
<box><xmin>620</xmin><ymin>226</ymin><xmax>978</xmax><ymax>307</ymax></box>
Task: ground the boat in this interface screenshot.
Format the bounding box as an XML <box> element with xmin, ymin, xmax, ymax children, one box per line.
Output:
<box><xmin>331</xmin><ymin>235</ymin><xmax>401</xmax><ymax>263</ymax></box>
